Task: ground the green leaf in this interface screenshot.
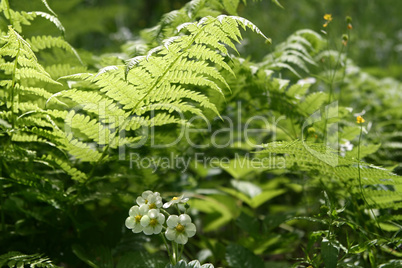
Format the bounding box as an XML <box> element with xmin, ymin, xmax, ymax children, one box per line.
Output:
<box><xmin>249</xmin><ymin>189</ymin><xmax>286</xmax><ymax>208</ymax></box>
<box><xmin>271</xmin><ymin>0</ymin><xmax>284</xmax><ymax>9</ymax></box>
<box><xmin>225</xmin><ymin>244</ymin><xmax>264</xmax><ymax>268</ymax></box>
<box><xmin>235</xmin><ymin>212</ymin><xmax>260</xmax><ymax>235</ymax></box>
<box><xmin>321</xmin><ymin>238</ymin><xmax>339</xmax><ymax>268</ymax></box>
<box><xmin>223</xmin><ymin>0</ymin><xmax>240</xmax><ymax>15</ymax></box>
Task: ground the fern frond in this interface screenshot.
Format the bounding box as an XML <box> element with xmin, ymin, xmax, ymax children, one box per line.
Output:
<box><xmin>42</xmin><ymin>154</ymin><xmax>87</xmax><ymax>182</ymax></box>
<box><xmin>30</xmin><ymin>11</ymin><xmax>65</xmax><ymax>34</ymax></box>
<box><xmin>50</xmin><ymin>15</ymin><xmax>269</xmax><ymax>162</ymax></box>
<box><xmin>259</xmin><ymin>29</ymin><xmax>324</xmax><ymax>76</ymax></box>
<box><xmin>0</xmin><ymin>2</ymin><xmax>36</xmax><ymax>32</ymax></box>
<box><xmin>257</xmin><ymin>140</ymin><xmax>402</xmax><ymax>212</ymax></box>
<box><xmin>28</xmin><ymin>35</ymin><xmax>83</xmax><ymax>64</ymax></box>
<box><xmin>0</xmin><ymin>251</ymin><xmax>60</xmax><ymax>268</ymax></box>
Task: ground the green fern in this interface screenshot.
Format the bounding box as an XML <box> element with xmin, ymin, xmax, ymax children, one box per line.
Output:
<box><xmin>0</xmin><ymin>251</ymin><xmax>60</xmax><ymax>268</ymax></box>
<box><xmin>257</xmin><ymin>140</ymin><xmax>402</xmax><ymax>212</ymax></box>
<box><xmin>50</xmin><ymin>15</ymin><xmax>270</xmax><ymax>163</ymax></box>
<box><xmin>259</xmin><ymin>29</ymin><xmax>324</xmax><ymax>77</ymax></box>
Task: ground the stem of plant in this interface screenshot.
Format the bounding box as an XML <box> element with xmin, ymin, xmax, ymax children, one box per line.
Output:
<box><xmin>160</xmin><ymin>233</ymin><xmax>174</xmax><ymax>264</ymax></box>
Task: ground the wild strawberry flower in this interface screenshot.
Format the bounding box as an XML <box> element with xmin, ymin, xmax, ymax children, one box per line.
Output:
<box><xmin>125</xmin><ymin>204</ymin><xmax>149</xmax><ymax>233</ymax></box>
<box><xmin>140</xmin><ymin>209</ymin><xmax>166</xmax><ymax>235</ymax></box>
<box><xmin>136</xmin><ymin>190</ymin><xmax>163</xmax><ymax>210</ymax></box>
<box><xmin>163</xmin><ymin>195</ymin><xmax>189</xmax><ymax>209</ymax></box>
<box><xmin>165</xmin><ymin>214</ymin><xmax>196</xmax><ymax>244</ymax></box>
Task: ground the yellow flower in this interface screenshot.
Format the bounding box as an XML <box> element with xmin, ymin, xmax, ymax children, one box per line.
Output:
<box><xmin>356</xmin><ymin>116</ymin><xmax>365</xmax><ymax>124</ymax></box>
<box><xmin>323</xmin><ymin>14</ymin><xmax>333</xmax><ymax>27</ymax></box>
<box><xmin>324</xmin><ymin>14</ymin><xmax>333</xmax><ymax>21</ymax></box>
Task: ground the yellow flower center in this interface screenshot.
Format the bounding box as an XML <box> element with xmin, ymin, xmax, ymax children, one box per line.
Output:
<box><xmin>175</xmin><ymin>223</ymin><xmax>185</xmax><ymax>233</ymax></box>
<box><xmin>149</xmin><ymin>203</ymin><xmax>156</xmax><ymax>209</ymax></box>
<box><xmin>144</xmin><ymin>199</ymin><xmax>148</xmax><ymax>204</ymax></box>
<box><xmin>135</xmin><ymin>215</ymin><xmax>142</xmax><ymax>223</ymax></box>
<box><xmin>150</xmin><ymin>219</ymin><xmax>158</xmax><ymax>227</ymax></box>
<box><xmin>172</xmin><ymin>197</ymin><xmax>179</xmax><ymax>201</ymax></box>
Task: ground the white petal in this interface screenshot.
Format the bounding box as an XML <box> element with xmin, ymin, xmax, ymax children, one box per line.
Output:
<box><xmin>132</xmin><ymin>224</ymin><xmax>143</xmax><ymax>233</ymax></box>
<box><xmin>136</xmin><ymin>196</ymin><xmax>145</xmax><ymax>205</ymax></box>
<box><xmin>142</xmin><ymin>190</ymin><xmax>153</xmax><ymax>199</ymax></box>
<box><xmin>129</xmin><ymin>206</ymin><xmax>140</xmax><ymax>217</ymax></box>
<box><xmin>140</xmin><ymin>215</ymin><xmax>150</xmax><ymax>227</ymax></box>
<box><xmin>162</xmin><ymin>202</ymin><xmax>171</xmax><ymax>209</ymax></box>
<box><xmin>179</xmin><ymin>214</ymin><xmax>192</xmax><ymax>224</ymax></box>
<box><xmin>153</xmin><ymin>224</ymin><xmax>163</xmax><ymax>234</ymax></box>
<box><xmin>148</xmin><ymin>209</ymin><xmax>158</xmax><ymax>218</ymax></box>
<box><xmin>148</xmin><ymin>195</ymin><xmax>156</xmax><ymax>203</ymax></box>
<box><xmin>185</xmin><ymin>223</ymin><xmax>196</xmax><ymax>237</ymax></box>
<box><xmin>165</xmin><ymin>228</ymin><xmax>177</xmax><ymax>241</ymax></box>
<box><xmin>125</xmin><ymin>216</ymin><xmax>135</xmax><ymax>229</ymax></box>
<box><xmin>167</xmin><ymin>215</ymin><xmax>179</xmax><ymax>228</ymax></box>
<box><xmin>139</xmin><ymin>204</ymin><xmax>149</xmax><ymax>214</ymax></box>
<box><xmin>176</xmin><ymin>233</ymin><xmax>188</xmax><ymax>245</ymax></box>
<box><xmin>157</xmin><ymin>213</ymin><xmax>165</xmax><ymax>224</ymax></box>
<box><xmin>155</xmin><ymin>200</ymin><xmax>163</xmax><ymax>208</ymax></box>
<box><xmin>143</xmin><ymin>226</ymin><xmax>154</xmax><ymax>235</ymax></box>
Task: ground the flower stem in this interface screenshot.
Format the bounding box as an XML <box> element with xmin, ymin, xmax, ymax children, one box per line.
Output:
<box><xmin>160</xmin><ymin>233</ymin><xmax>174</xmax><ymax>264</ymax></box>
<box><xmin>179</xmin><ymin>243</ymin><xmax>184</xmax><ymax>260</ymax></box>
<box><xmin>172</xmin><ymin>242</ymin><xmax>178</xmax><ymax>264</ymax></box>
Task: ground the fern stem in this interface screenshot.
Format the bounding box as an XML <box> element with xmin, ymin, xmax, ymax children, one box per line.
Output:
<box><xmin>10</xmin><ymin>38</ymin><xmax>21</xmax><ymax>129</ymax></box>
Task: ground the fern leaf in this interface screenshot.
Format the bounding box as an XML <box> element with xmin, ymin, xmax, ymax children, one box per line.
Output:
<box><xmin>31</xmin><ymin>11</ymin><xmax>65</xmax><ymax>34</ymax></box>
<box><xmin>40</xmin><ymin>0</ymin><xmax>57</xmax><ymax>17</ymax></box>
<box><xmin>28</xmin><ymin>35</ymin><xmax>83</xmax><ymax>64</ymax></box>
<box><xmin>0</xmin><ymin>251</ymin><xmax>60</xmax><ymax>268</ymax></box>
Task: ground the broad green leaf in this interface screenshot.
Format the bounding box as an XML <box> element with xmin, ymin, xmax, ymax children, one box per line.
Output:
<box><xmin>249</xmin><ymin>189</ymin><xmax>286</xmax><ymax>208</ymax></box>
<box><xmin>321</xmin><ymin>238</ymin><xmax>339</xmax><ymax>268</ymax></box>
<box><xmin>188</xmin><ymin>196</ymin><xmax>233</xmax><ymax>232</ymax></box>
<box><xmin>231</xmin><ymin>179</ymin><xmax>262</xmax><ymax>198</ymax></box>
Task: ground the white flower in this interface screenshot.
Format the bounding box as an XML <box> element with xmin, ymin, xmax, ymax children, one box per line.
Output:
<box><xmin>125</xmin><ymin>204</ymin><xmax>149</xmax><ymax>233</ymax></box>
<box><xmin>165</xmin><ymin>214</ymin><xmax>196</xmax><ymax>244</ymax></box>
<box><xmin>136</xmin><ymin>190</ymin><xmax>163</xmax><ymax>210</ymax></box>
<box><xmin>163</xmin><ymin>195</ymin><xmax>189</xmax><ymax>209</ymax></box>
<box><xmin>140</xmin><ymin>209</ymin><xmax>165</xmax><ymax>235</ymax></box>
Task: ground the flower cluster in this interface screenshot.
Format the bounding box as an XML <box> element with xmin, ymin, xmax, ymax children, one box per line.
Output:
<box><xmin>125</xmin><ymin>190</ymin><xmax>196</xmax><ymax>245</ymax></box>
